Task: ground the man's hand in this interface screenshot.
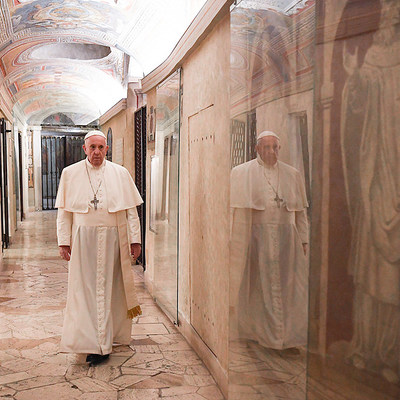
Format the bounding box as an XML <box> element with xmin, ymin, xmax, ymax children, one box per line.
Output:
<box><xmin>131</xmin><ymin>243</ymin><xmax>141</xmax><ymax>260</ymax></box>
<box><xmin>302</xmin><ymin>243</ymin><xmax>308</xmax><ymax>256</ymax></box>
<box><xmin>59</xmin><ymin>245</ymin><xmax>71</xmax><ymax>261</ymax></box>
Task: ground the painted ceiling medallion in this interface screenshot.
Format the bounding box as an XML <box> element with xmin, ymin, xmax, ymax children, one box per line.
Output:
<box><xmin>11</xmin><ymin>0</ymin><xmax>123</xmax><ymax>33</ymax></box>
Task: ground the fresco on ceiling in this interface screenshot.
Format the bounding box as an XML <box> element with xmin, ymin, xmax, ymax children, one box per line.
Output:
<box><xmin>1</xmin><ymin>41</ymin><xmax>41</xmax><ymax>74</ymax></box>
<box><xmin>10</xmin><ymin>65</ymin><xmax>117</xmax><ymax>96</ymax></box>
<box><xmin>42</xmin><ymin>112</ymin><xmax>74</xmax><ymax>125</ymax></box>
<box><xmin>0</xmin><ymin>0</ymin><xmax>181</xmax><ymax>124</ymax></box>
<box><xmin>10</xmin><ymin>0</ymin><xmax>134</xmax><ymax>10</ymax></box>
<box><xmin>11</xmin><ymin>0</ymin><xmax>125</xmax><ymax>34</ymax></box>
<box><xmin>1</xmin><ymin>39</ymin><xmax>120</xmax><ymax>81</ymax></box>
<box><xmin>22</xmin><ymin>90</ymin><xmax>98</xmax><ymax>114</ymax></box>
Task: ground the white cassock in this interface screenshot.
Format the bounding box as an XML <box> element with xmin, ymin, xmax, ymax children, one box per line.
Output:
<box><xmin>230</xmin><ymin>157</ymin><xmax>309</xmax><ymax>349</ymax></box>
<box><xmin>55</xmin><ymin>158</ymin><xmax>143</xmax><ymax>355</ymax></box>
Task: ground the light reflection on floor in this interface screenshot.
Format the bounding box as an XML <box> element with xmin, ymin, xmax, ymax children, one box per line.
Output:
<box><xmin>228</xmin><ymin>340</ymin><xmax>306</xmax><ymax>400</ymax></box>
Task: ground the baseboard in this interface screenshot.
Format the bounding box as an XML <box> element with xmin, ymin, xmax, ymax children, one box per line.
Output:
<box><xmin>177</xmin><ymin>312</ymin><xmax>228</xmax><ymax>399</ymax></box>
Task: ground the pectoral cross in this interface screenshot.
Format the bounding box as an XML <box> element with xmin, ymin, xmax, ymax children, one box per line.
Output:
<box><xmin>274</xmin><ymin>193</ymin><xmax>284</xmax><ymax>208</ymax></box>
<box><xmin>91</xmin><ymin>194</ymin><xmax>99</xmax><ymax>210</ymax></box>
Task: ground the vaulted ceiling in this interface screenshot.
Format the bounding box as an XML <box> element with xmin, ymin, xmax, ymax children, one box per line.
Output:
<box><xmin>0</xmin><ymin>0</ymin><xmax>205</xmax><ymax>125</ymax></box>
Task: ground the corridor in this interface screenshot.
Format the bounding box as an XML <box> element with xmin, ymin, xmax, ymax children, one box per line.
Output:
<box><xmin>0</xmin><ymin>0</ymin><xmax>399</xmax><ymax>399</ymax></box>
<box><xmin>0</xmin><ymin>211</ymin><xmax>223</xmax><ymax>400</ymax></box>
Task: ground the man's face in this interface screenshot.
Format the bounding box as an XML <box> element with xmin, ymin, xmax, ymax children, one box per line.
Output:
<box><xmin>256</xmin><ymin>136</ymin><xmax>280</xmax><ymax>166</ymax></box>
<box><xmin>83</xmin><ymin>135</ymin><xmax>108</xmax><ymax>167</ymax></box>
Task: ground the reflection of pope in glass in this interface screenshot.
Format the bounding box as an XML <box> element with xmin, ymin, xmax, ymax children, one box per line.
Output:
<box><xmin>230</xmin><ymin>131</ymin><xmax>309</xmax><ymax>351</ymax></box>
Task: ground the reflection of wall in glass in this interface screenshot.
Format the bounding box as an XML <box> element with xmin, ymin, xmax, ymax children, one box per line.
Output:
<box><xmin>149</xmin><ymin>155</ymin><xmax>158</xmax><ymax>233</ymax></box>
<box><xmin>152</xmin><ymin>70</ymin><xmax>180</xmax><ymax>322</ymax></box>
<box><xmin>308</xmin><ymin>0</ymin><xmax>400</xmax><ymax>398</ymax></box>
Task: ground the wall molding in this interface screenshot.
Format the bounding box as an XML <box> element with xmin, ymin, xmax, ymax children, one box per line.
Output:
<box><xmin>99</xmin><ymin>98</ymin><xmax>127</xmax><ymax>125</ymax></box>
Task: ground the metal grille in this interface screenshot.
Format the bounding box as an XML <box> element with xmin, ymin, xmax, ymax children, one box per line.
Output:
<box><xmin>231</xmin><ymin>119</ymin><xmax>246</xmax><ymax>169</ymax></box>
<box><xmin>134</xmin><ymin>106</ymin><xmax>147</xmax><ymax>268</ymax></box>
<box><xmin>41</xmin><ymin>135</ymin><xmax>85</xmax><ymax>210</ymax></box>
<box><xmin>247</xmin><ymin>111</ymin><xmax>257</xmax><ymax>161</ymax></box>
<box><xmin>107</xmin><ymin>128</ymin><xmax>112</xmax><ymax>161</ymax></box>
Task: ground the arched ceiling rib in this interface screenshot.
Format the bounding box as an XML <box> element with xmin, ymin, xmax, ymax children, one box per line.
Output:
<box><xmin>0</xmin><ymin>0</ymin><xmax>207</xmax><ymax>125</ymax></box>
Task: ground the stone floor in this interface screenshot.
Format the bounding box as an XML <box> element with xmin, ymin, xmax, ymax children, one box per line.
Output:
<box><xmin>0</xmin><ymin>211</ymin><xmax>224</xmax><ymax>400</ymax></box>
<box><xmin>228</xmin><ymin>340</ymin><xmax>306</xmax><ymax>400</ymax></box>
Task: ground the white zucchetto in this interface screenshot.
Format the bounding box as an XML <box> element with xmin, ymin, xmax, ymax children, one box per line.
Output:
<box><xmin>84</xmin><ymin>130</ymin><xmax>106</xmax><ymax>141</ymax></box>
<box><xmin>257</xmin><ymin>130</ymin><xmax>280</xmax><ymax>142</ymax></box>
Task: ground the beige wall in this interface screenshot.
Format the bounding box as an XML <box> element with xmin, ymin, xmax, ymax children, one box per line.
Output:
<box><xmin>101</xmin><ymin>83</ymin><xmax>144</xmax><ymax>179</ymax></box>
<box><xmin>101</xmin><ymin>110</ymin><xmax>129</xmax><ymax>173</ymax></box>
<box><xmin>143</xmin><ymin>14</ymin><xmax>231</xmax><ymax>393</ymax></box>
<box><xmin>181</xmin><ymin>12</ymin><xmax>230</xmax><ymax>369</ymax></box>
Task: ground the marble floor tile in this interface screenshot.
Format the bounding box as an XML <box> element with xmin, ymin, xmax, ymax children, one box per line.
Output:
<box><xmin>160</xmin><ymin>385</ymin><xmax>198</xmax><ymax>396</ymax></box>
<box><xmin>7</xmin><ymin>376</ymin><xmax>66</xmax><ymax>391</ymax></box>
<box><xmin>0</xmin><ymin>211</ymin><xmax>224</xmax><ymax>400</ymax></box>
<box><xmin>132</xmin><ymin>372</ymin><xmax>186</xmax><ymax>389</ymax></box>
<box><xmin>70</xmin><ymin>377</ymin><xmax>115</xmax><ymax>392</ymax></box>
<box><xmin>88</xmin><ymin>364</ymin><xmax>121</xmax><ymax>382</ymax></box>
<box><xmin>198</xmin><ymin>385</ymin><xmax>225</xmax><ymax>399</ymax></box>
<box><xmin>131</xmin><ymin>323</ymin><xmax>170</xmax><ymax>335</ymax></box>
<box><xmin>78</xmin><ymin>392</ymin><xmax>118</xmax><ymax>400</ymax></box>
<box><xmin>110</xmin><ymin>374</ymin><xmax>148</xmax><ymax>389</ymax></box>
<box><xmin>228</xmin><ymin>339</ymin><xmax>307</xmax><ymax>399</ymax></box>
<box><xmin>14</xmin><ymin>382</ymin><xmax>81</xmax><ymax>400</ymax></box>
<box><xmin>118</xmin><ymin>388</ymin><xmax>160</xmax><ymax>400</ymax></box>
<box><xmin>0</xmin><ymin>386</ymin><xmax>16</xmax><ymax>397</ymax></box>
<box><xmin>161</xmin><ymin>394</ymin><xmax>205</xmax><ymax>400</ymax></box>
<box><xmin>0</xmin><ymin>372</ymin><xmax>31</xmax><ymax>386</ymax></box>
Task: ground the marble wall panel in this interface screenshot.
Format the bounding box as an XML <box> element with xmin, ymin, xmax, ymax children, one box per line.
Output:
<box><xmin>143</xmin><ymin>14</ymin><xmax>231</xmax><ymax>380</ymax></box>
<box><xmin>181</xmin><ymin>14</ymin><xmax>231</xmax><ymax>371</ymax></box>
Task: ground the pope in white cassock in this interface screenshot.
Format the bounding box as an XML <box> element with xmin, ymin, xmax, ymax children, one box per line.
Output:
<box><xmin>56</xmin><ymin>130</ymin><xmax>143</xmax><ymax>366</ymax></box>
<box><xmin>230</xmin><ymin>131</ymin><xmax>309</xmax><ymax>352</ymax></box>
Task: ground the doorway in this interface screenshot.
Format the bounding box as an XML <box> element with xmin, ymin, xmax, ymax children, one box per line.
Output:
<box><xmin>0</xmin><ymin>118</ymin><xmax>9</xmax><ymax>249</ymax></box>
<box><xmin>41</xmin><ymin>134</ymin><xmax>85</xmax><ymax>210</ymax></box>
<box><xmin>134</xmin><ymin>106</ymin><xmax>147</xmax><ymax>268</ymax></box>
<box><xmin>17</xmin><ymin>132</ymin><xmax>24</xmax><ymax>221</ymax></box>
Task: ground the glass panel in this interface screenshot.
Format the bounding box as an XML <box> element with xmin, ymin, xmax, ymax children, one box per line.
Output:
<box><xmin>229</xmin><ymin>1</ymin><xmax>315</xmax><ymax>398</ymax></box>
<box><xmin>152</xmin><ymin>70</ymin><xmax>181</xmax><ymax>323</ymax></box>
<box><xmin>307</xmin><ymin>1</ymin><xmax>400</xmax><ymax>398</ymax></box>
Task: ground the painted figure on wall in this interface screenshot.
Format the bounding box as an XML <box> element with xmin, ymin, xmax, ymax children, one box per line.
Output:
<box><xmin>230</xmin><ymin>131</ymin><xmax>309</xmax><ymax>353</ymax></box>
<box><xmin>341</xmin><ymin>0</ymin><xmax>400</xmax><ymax>384</ymax></box>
